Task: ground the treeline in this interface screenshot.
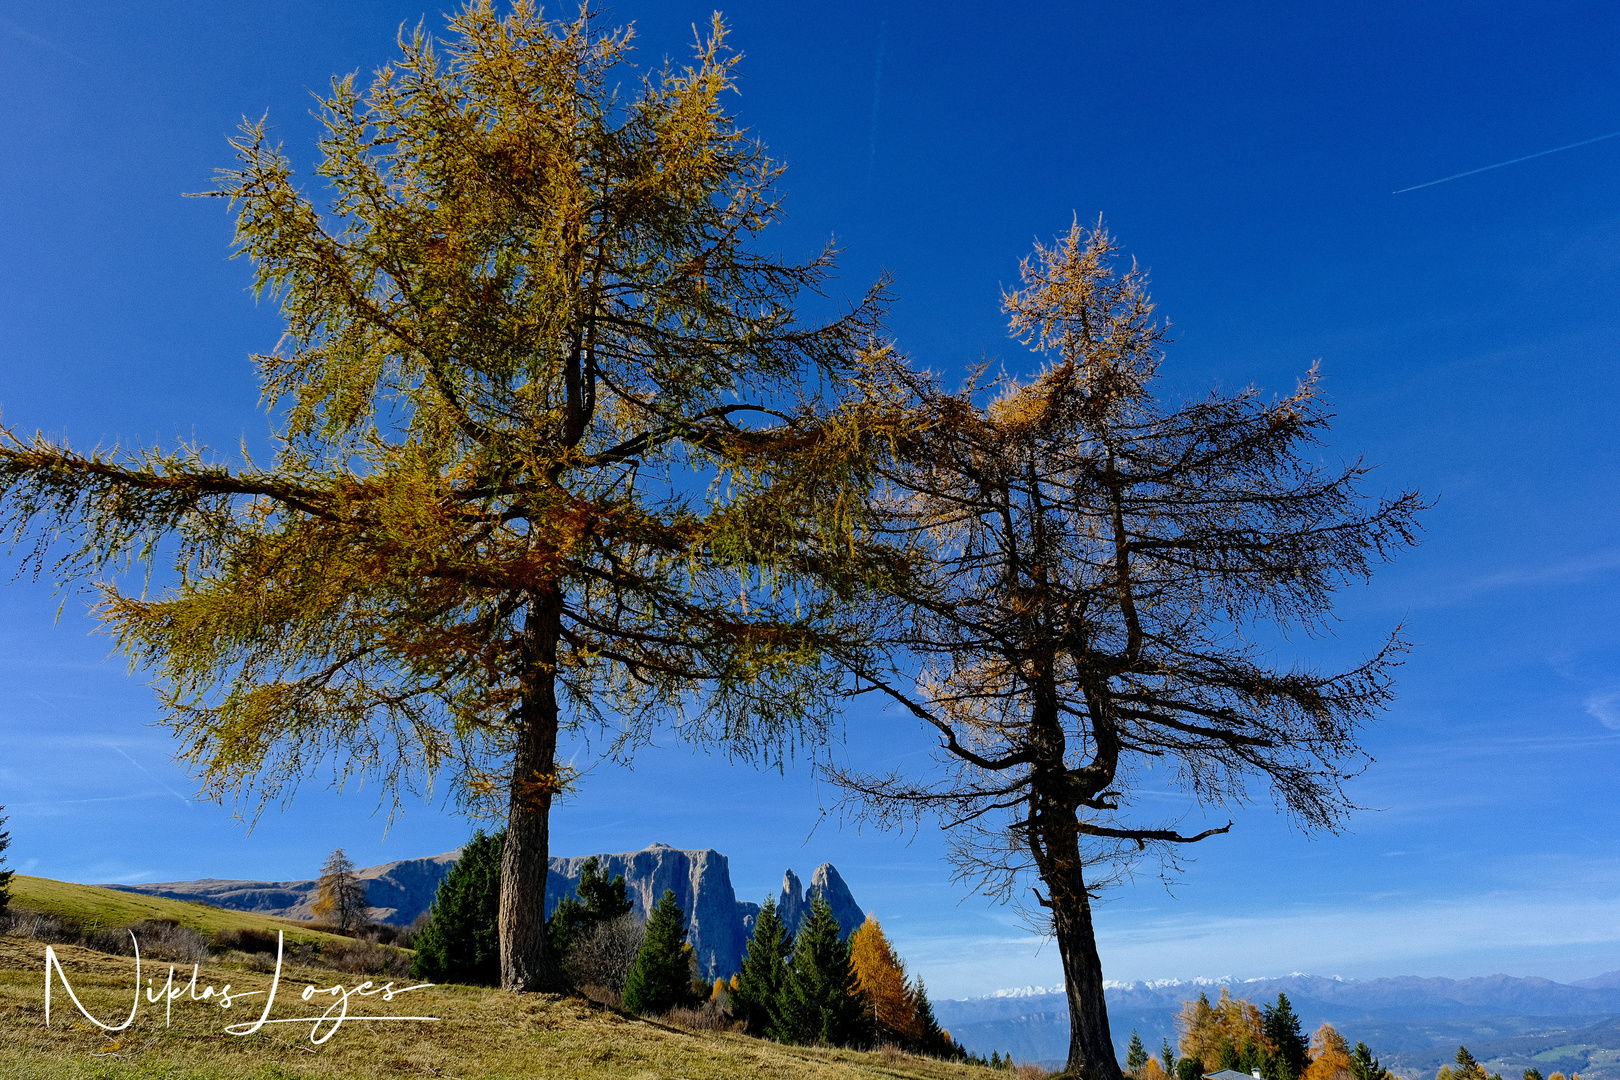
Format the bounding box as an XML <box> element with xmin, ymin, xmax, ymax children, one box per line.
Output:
<box><xmin>1127</xmin><ymin>990</ymin><xmax>1393</xmax><ymax>1080</ymax></box>
<box><xmin>1144</xmin><ymin>992</ymin><xmax>1579</xmax><ymax>1080</ymax></box>
<box><xmin>410</xmin><ymin>831</ymin><xmax>1010</xmax><ymax>1065</ymax></box>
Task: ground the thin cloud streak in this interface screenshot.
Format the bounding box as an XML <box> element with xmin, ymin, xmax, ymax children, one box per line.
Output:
<box><xmin>1394</xmin><ymin>129</ymin><xmax>1620</xmax><ymax>193</ymax></box>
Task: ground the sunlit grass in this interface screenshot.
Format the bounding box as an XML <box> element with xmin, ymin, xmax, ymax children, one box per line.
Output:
<box><xmin>0</xmin><ymin>934</ymin><xmax>1035</xmax><ymax>1079</ymax></box>
<box><xmin>9</xmin><ymin>876</ymin><xmax>352</xmax><ymax>949</ymax></box>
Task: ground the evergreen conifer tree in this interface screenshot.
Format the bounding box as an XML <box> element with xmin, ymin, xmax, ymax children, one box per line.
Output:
<box><xmin>731</xmin><ymin>896</ymin><xmax>793</xmax><ymax>1037</ymax></box>
<box><xmin>1350</xmin><ymin>1042</ymin><xmax>1391</xmax><ymax>1080</ymax></box>
<box><xmin>1128</xmin><ymin>1031</ymin><xmax>1150</xmax><ymax>1074</ymax></box>
<box><xmin>546</xmin><ymin>856</ymin><xmax>631</xmax><ymax>958</ymax></box>
<box><xmin>1524</xmin><ymin>1070</ymin><xmax>1545</xmax><ymax>1080</ymax></box>
<box><xmin>412</xmin><ymin>830</ymin><xmax>504</xmax><ymax>985</ymax></box>
<box><xmin>1163</xmin><ymin>1039</ymin><xmax>1178</xmax><ymax>1074</ymax></box>
<box><xmin>623</xmin><ymin>889</ymin><xmax>695</xmax><ymax>1016</ymax></box>
<box><xmin>911</xmin><ymin>977</ymin><xmax>958</xmax><ymax>1058</ymax></box>
<box><xmin>0</xmin><ymin>805</ymin><xmax>12</xmax><ymax>914</ymax></box>
<box><xmin>1263</xmin><ymin>994</ymin><xmax>1310</xmax><ymax>1080</ymax></box>
<box><xmin>777</xmin><ymin>895</ymin><xmax>870</xmax><ymax>1047</ymax></box>
<box><xmin>1451</xmin><ymin>1047</ymin><xmax>1486</xmax><ymax>1080</ymax></box>
<box><xmin>1179</xmin><ymin>1057</ymin><xmax>1207</xmax><ymax>1080</ymax></box>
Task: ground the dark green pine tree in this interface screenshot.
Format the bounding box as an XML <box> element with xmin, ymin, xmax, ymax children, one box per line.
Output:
<box><xmin>1127</xmin><ymin>1030</ymin><xmax>1150</xmax><ymax>1073</ymax></box>
<box><xmin>1163</xmin><ymin>1039</ymin><xmax>1177</xmax><ymax>1074</ymax></box>
<box><xmin>777</xmin><ymin>895</ymin><xmax>871</xmax><ymax>1047</ymax></box>
<box><xmin>1350</xmin><ymin>1042</ymin><xmax>1391</xmax><ymax>1080</ymax></box>
<box><xmin>911</xmin><ymin>977</ymin><xmax>959</xmax><ymax>1059</ymax></box>
<box><xmin>1240</xmin><ymin>1039</ymin><xmax>1267</xmax><ymax>1075</ymax></box>
<box><xmin>1179</xmin><ymin>1057</ymin><xmax>1207</xmax><ymax>1080</ymax></box>
<box><xmin>1217</xmin><ymin>1035</ymin><xmax>1241</xmax><ymax>1070</ymax></box>
<box><xmin>1263</xmin><ymin>994</ymin><xmax>1310</xmax><ymax>1080</ymax></box>
<box><xmin>623</xmin><ymin>889</ymin><xmax>696</xmax><ymax>1016</ymax></box>
<box><xmin>547</xmin><ymin>856</ymin><xmax>632</xmax><ymax>958</ymax></box>
<box><xmin>731</xmin><ymin>896</ymin><xmax>793</xmax><ymax>1037</ymax></box>
<box><xmin>1453</xmin><ymin>1047</ymin><xmax>1483</xmax><ymax>1079</ymax></box>
<box><xmin>411</xmin><ymin>829</ymin><xmax>504</xmax><ymax>985</ymax></box>
<box><xmin>1523</xmin><ymin>1070</ymin><xmax>1545</xmax><ymax>1080</ymax></box>
<box><xmin>0</xmin><ymin>804</ymin><xmax>13</xmax><ymax>914</ymax></box>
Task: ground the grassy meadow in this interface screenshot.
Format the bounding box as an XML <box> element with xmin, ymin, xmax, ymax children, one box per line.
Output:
<box><xmin>0</xmin><ymin>878</ymin><xmax>1040</xmax><ymax>1079</ymax></box>
<box><xmin>8</xmin><ymin>876</ymin><xmax>355</xmax><ymax>949</ymax></box>
<box><xmin>0</xmin><ymin>933</ymin><xmax>1027</xmax><ymax>1080</ymax></box>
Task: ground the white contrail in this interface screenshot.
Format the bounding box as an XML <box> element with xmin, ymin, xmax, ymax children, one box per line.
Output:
<box><xmin>1393</xmin><ymin>128</ymin><xmax>1620</xmax><ymax>193</ymax></box>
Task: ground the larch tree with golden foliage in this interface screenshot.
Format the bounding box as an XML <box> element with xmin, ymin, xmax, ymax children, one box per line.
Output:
<box><xmin>829</xmin><ymin>221</ymin><xmax>1425</xmax><ymax>1078</ymax></box>
<box><xmin>848</xmin><ymin>915</ymin><xmax>920</xmax><ymax>1046</ymax></box>
<box><xmin>1179</xmin><ymin>988</ymin><xmax>1272</xmax><ymax>1070</ymax></box>
<box><xmin>0</xmin><ymin>3</ymin><xmax>895</xmax><ymax>992</ymax></box>
<box><xmin>310</xmin><ymin>847</ymin><xmax>368</xmax><ymax>934</ymax></box>
<box><xmin>1302</xmin><ymin>1024</ymin><xmax>1354</xmax><ymax>1080</ymax></box>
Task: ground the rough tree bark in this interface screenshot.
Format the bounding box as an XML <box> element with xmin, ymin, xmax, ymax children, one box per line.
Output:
<box><xmin>499</xmin><ymin>588</ymin><xmax>564</xmax><ymax>992</ymax></box>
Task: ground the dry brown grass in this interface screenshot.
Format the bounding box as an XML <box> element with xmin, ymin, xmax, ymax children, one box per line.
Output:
<box><xmin>0</xmin><ymin>933</ymin><xmax>1045</xmax><ymax>1079</ymax></box>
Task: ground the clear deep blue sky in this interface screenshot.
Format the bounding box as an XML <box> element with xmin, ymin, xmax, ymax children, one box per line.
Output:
<box><xmin>3</xmin><ymin>1</ymin><xmax>1619</xmax><ymax>1000</ymax></box>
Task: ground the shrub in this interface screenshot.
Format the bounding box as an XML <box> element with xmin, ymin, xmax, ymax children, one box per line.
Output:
<box><xmin>565</xmin><ymin>912</ymin><xmax>644</xmax><ymax>998</ymax></box>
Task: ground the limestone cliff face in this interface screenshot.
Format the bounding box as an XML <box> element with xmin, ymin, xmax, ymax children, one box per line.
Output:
<box><xmin>774</xmin><ymin>863</ymin><xmax>863</xmax><ymax>940</ymax></box>
<box><xmin>104</xmin><ymin>842</ymin><xmax>863</xmax><ymax>981</ymax></box>
<box><xmin>545</xmin><ymin>843</ymin><xmax>747</xmax><ymax>982</ymax></box>
<box><xmin>807</xmin><ymin>863</ymin><xmax>864</xmax><ymax>939</ymax></box>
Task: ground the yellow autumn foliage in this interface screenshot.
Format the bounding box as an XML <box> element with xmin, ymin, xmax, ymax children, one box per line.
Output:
<box><xmin>849</xmin><ymin>915</ymin><xmax>920</xmax><ymax>1043</ymax></box>
<box><xmin>1301</xmin><ymin>1024</ymin><xmax>1353</xmax><ymax>1080</ymax></box>
<box><xmin>1141</xmin><ymin>1058</ymin><xmax>1171</xmax><ymax>1080</ymax></box>
<box><xmin>1179</xmin><ymin>987</ymin><xmax>1272</xmax><ymax>1065</ymax></box>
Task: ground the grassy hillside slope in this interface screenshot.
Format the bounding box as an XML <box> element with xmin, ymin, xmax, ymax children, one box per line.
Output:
<box><xmin>9</xmin><ymin>875</ymin><xmax>356</xmax><ymax>948</ymax></box>
<box><xmin>0</xmin><ymin>934</ymin><xmax>1027</xmax><ymax>1080</ymax></box>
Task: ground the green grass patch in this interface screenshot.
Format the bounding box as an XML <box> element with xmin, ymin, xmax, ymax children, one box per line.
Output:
<box><xmin>9</xmin><ymin>876</ymin><xmax>354</xmax><ymax>949</ymax></box>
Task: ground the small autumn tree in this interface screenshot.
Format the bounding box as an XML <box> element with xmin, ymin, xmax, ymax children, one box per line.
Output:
<box><xmin>831</xmin><ymin>220</ymin><xmax>1423</xmax><ymax>1080</ymax></box>
<box><xmin>849</xmin><ymin>915</ymin><xmax>919</xmax><ymax>1046</ymax></box>
<box><xmin>731</xmin><ymin>895</ymin><xmax>793</xmax><ymax>1037</ymax></box>
<box><xmin>624</xmin><ymin>889</ymin><xmax>696</xmax><ymax>1016</ymax></box>
<box><xmin>0</xmin><ymin>2</ymin><xmax>896</xmax><ymax>993</ymax></box>
<box><xmin>310</xmin><ymin>848</ymin><xmax>367</xmax><ymax>934</ymax></box>
<box><xmin>1302</xmin><ymin>1025</ymin><xmax>1353</xmax><ymax>1080</ymax></box>
<box><xmin>413</xmin><ymin>829</ymin><xmax>504</xmax><ymax>984</ymax></box>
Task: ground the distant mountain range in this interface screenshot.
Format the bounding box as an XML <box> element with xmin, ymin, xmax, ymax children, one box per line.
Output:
<box><xmin>101</xmin><ymin>842</ymin><xmax>864</xmax><ymax>981</ymax></box>
<box><xmin>934</xmin><ymin>973</ymin><xmax>1620</xmax><ymax>1075</ymax></box>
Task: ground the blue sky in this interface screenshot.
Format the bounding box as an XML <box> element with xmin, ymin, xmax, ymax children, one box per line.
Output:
<box><xmin>3</xmin><ymin>1</ymin><xmax>1619</xmax><ymax>1001</ymax></box>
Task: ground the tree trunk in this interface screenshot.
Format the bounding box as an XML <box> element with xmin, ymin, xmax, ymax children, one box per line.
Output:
<box><xmin>1036</xmin><ymin>811</ymin><xmax>1125</xmax><ymax>1080</ymax></box>
<box><xmin>498</xmin><ymin>586</ymin><xmax>566</xmax><ymax>992</ymax></box>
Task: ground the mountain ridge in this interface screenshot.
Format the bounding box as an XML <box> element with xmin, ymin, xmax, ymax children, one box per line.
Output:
<box><xmin>101</xmin><ymin>841</ymin><xmax>864</xmax><ymax>981</ymax></box>
<box><xmin>933</xmin><ymin>971</ymin><xmax>1620</xmax><ymax>1072</ymax></box>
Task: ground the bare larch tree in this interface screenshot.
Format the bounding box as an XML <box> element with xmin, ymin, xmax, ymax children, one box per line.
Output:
<box><xmin>829</xmin><ymin>221</ymin><xmax>1425</xmax><ymax>1080</ymax></box>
